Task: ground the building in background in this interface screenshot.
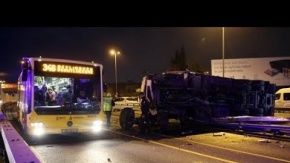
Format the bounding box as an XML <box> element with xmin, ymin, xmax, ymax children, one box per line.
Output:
<box><xmin>0</xmin><ymin>83</ymin><xmax>17</xmax><ymax>104</ymax></box>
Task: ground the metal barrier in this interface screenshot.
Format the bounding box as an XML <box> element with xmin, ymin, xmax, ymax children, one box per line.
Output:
<box><xmin>0</xmin><ymin>112</ymin><xmax>41</xmax><ymax>163</ymax></box>
<box><xmin>210</xmin><ymin>116</ymin><xmax>290</xmax><ymax>134</ymax></box>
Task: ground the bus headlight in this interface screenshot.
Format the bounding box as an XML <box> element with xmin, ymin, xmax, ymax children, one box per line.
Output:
<box><xmin>31</xmin><ymin>122</ymin><xmax>44</xmax><ymax>136</ymax></box>
<box><xmin>31</xmin><ymin>122</ymin><xmax>43</xmax><ymax>127</ymax></box>
<box><xmin>92</xmin><ymin>120</ymin><xmax>103</xmax><ymax>132</ymax></box>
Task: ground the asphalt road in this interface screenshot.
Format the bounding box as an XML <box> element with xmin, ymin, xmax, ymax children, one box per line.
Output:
<box><xmin>27</xmin><ymin>111</ymin><xmax>290</xmax><ymax>163</ymax></box>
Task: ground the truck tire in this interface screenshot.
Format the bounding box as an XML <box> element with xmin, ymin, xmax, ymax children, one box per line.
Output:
<box><xmin>119</xmin><ymin>108</ymin><xmax>135</xmax><ymax>130</ymax></box>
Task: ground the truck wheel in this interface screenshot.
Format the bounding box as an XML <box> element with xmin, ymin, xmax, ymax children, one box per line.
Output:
<box><xmin>119</xmin><ymin>108</ymin><xmax>135</xmax><ymax>130</ymax></box>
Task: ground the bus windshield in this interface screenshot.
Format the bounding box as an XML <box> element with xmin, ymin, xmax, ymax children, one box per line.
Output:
<box><xmin>34</xmin><ymin>75</ymin><xmax>101</xmax><ymax>114</ymax></box>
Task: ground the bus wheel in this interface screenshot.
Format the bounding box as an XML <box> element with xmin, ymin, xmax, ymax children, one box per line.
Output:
<box><xmin>119</xmin><ymin>108</ymin><xmax>135</xmax><ymax>130</ymax></box>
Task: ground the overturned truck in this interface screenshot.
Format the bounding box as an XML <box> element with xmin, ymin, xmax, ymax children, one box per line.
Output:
<box><xmin>119</xmin><ymin>71</ymin><xmax>276</xmax><ymax>131</ymax></box>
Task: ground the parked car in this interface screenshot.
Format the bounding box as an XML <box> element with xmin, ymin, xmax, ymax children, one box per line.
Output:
<box><xmin>113</xmin><ymin>96</ymin><xmax>140</xmax><ymax>111</ymax></box>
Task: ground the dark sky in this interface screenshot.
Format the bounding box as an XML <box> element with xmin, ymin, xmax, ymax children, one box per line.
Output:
<box><xmin>1</xmin><ymin>27</ymin><xmax>290</xmax><ymax>83</ymax></box>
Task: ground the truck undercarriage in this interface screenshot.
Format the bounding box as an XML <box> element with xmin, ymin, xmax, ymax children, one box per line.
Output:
<box><xmin>119</xmin><ymin>71</ymin><xmax>276</xmax><ymax>131</ymax></box>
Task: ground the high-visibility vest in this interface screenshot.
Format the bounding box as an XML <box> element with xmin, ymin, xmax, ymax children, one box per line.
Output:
<box><xmin>103</xmin><ymin>97</ymin><xmax>113</xmax><ymax>111</ymax></box>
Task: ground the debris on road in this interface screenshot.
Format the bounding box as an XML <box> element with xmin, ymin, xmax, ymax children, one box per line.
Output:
<box><xmin>258</xmin><ymin>139</ymin><xmax>271</xmax><ymax>143</ymax></box>
<box><xmin>213</xmin><ymin>132</ymin><xmax>225</xmax><ymax>136</ymax></box>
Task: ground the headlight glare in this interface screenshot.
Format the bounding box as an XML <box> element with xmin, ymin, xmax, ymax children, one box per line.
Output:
<box><xmin>31</xmin><ymin>122</ymin><xmax>44</xmax><ymax>128</ymax></box>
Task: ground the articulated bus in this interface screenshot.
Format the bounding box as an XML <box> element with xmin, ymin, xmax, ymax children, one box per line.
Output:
<box><xmin>17</xmin><ymin>57</ymin><xmax>104</xmax><ymax>136</ymax></box>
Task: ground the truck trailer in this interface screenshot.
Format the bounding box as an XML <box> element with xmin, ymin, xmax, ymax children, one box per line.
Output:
<box><xmin>119</xmin><ymin>71</ymin><xmax>276</xmax><ymax>131</ymax></box>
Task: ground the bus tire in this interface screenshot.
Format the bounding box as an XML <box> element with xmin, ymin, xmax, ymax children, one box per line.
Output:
<box><xmin>119</xmin><ymin>108</ymin><xmax>135</xmax><ymax>130</ymax></box>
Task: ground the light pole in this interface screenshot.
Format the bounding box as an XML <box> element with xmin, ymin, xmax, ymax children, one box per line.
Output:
<box><xmin>0</xmin><ymin>80</ymin><xmax>5</xmax><ymax>101</ymax></box>
<box><xmin>222</xmin><ymin>27</ymin><xmax>225</xmax><ymax>77</ymax></box>
<box><xmin>110</xmin><ymin>49</ymin><xmax>120</xmax><ymax>97</ymax></box>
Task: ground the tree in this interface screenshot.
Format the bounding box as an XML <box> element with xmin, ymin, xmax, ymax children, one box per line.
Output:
<box><xmin>170</xmin><ymin>46</ymin><xmax>205</xmax><ymax>73</ymax></box>
<box><xmin>170</xmin><ymin>46</ymin><xmax>188</xmax><ymax>71</ymax></box>
<box><xmin>188</xmin><ymin>61</ymin><xmax>204</xmax><ymax>73</ymax></box>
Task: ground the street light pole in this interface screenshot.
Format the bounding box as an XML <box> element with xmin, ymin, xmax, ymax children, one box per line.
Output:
<box><xmin>222</xmin><ymin>27</ymin><xmax>225</xmax><ymax>77</ymax></box>
<box><xmin>0</xmin><ymin>80</ymin><xmax>5</xmax><ymax>101</ymax></box>
<box><xmin>110</xmin><ymin>49</ymin><xmax>120</xmax><ymax>97</ymax></box>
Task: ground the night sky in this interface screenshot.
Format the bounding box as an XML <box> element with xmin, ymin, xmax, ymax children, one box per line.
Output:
<box><xmin>1</xmin><ymin>27</ymin><xmax>290</xmax><ymax>83</ymax></box>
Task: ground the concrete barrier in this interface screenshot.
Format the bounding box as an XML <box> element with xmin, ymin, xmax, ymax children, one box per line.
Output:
<box><xmin>0</xmin><ymin>111</ymin><xmax>41</xmax><ymax>163</ymax></box>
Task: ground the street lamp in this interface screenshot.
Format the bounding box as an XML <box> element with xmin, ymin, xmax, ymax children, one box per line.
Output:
<box><xmin>110</xmin><ymin>49</ymin><xmax>120</xmax><ymax>97</ymax></box>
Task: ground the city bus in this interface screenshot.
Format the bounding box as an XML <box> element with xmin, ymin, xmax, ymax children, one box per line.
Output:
<box><xmin>17</xmin><ymin>57</ymin><xmax>104</xmax><ymax>136</ymax></box>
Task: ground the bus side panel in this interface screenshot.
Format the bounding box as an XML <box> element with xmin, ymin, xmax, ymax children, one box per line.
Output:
<box><xmin>17</xmin><ymin>70</ymin><xmax>33</xmax><ymax>132</ymax></box>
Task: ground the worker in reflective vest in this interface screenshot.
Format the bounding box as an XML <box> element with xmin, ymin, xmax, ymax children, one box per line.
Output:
<box><xmin>103</xmin><ymin>93</ymin><xmax>115</xmax><ymax>126</ymax></box>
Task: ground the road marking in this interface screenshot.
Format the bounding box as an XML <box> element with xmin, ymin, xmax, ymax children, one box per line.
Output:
<box><xmin>106</xmin><ymin>128</ymin><xmax>237</xmax><ymax>163</ymax></box>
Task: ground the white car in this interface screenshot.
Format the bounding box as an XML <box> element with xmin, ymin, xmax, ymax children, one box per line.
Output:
<box><xmin>113</xmin><ymin>96</ymin><xmax>140</xmax><ymax>111</ymax></box>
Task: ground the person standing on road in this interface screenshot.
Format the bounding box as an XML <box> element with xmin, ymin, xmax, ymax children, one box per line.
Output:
<box><xmin>139</xmin><ymin>92</ymin><xmax>151</xmax><ymax>133</ymax></box>
<box><xmin>103</xmin><ymin>93</ymin><xmax>115</xmax><ymax>126</ymax></box>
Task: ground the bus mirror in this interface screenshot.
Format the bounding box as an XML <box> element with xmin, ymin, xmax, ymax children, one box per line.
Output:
<box><xmin>22</xmin><ymin>69</ymin><xmax>28</xmax><ymax>81</ymax></box>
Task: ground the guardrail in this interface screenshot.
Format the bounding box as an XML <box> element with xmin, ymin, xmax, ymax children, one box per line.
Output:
<box><xmin>0</xmin><ymin>112</ymin><xmax>41</xmax><ymax>163</ymax></box>
<box><xmin>208</xmin><ymin>116</ymin><xmax>290</xmax><ymax>136</ymax></box>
